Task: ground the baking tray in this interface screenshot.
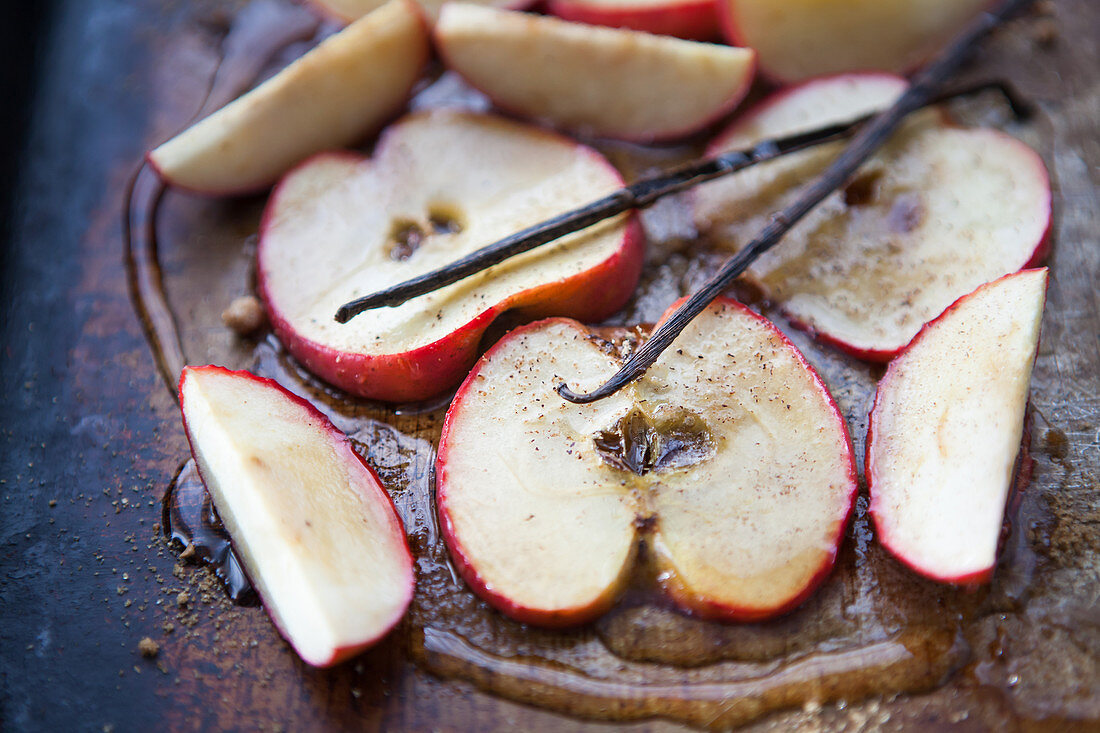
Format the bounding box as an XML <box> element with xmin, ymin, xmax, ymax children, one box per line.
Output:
<box><xmin>1</xmin><ymin>0</ymin><xmax>1097</xmax><ymax>730</ymax></box>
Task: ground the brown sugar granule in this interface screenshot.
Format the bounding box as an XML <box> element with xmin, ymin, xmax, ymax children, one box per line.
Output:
<box><xmin>221</xmin><ymin>295</ymin><xmax>265</xmax><ymax>335</ymax></box>
<box><xmin>138</xmin><ymin>637</ymin><xmax>160</xmax><ymax>658</ymax></box>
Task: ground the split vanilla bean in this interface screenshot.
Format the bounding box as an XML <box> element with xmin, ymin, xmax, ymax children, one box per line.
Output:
<box><xmin>557</xmin><ymin>0</ymin><xmax>1036</xmax><ymax>404</ymax></box>
<box><xmin>327</xmin><ymin>0</ymin><xmax>1034</xmax><ymax>404</ymax></box>
<box><xmin>332</xmin><ymin>79</ymin><xmax>1026</xmax><ymax>324</ymax></box>
<box><xmin>333</xmin><ymin>121</ymin><xmax>856</xmax><ymax>323</ymax></box>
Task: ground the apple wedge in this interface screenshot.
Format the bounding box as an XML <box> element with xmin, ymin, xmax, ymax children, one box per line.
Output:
<box><xmin>147</xmin><ymin>0</ymin><xmax>429</xmax><ymax>195</ymax></box>
<box><xmin>720</xmin><ymin>0</ymin><xmax>991</xmax><ymax>82</ymax></box>
<box><xmin>436</xmin><ymin>298</ymin><xmax>857</xmax><ymax>626</ymax></box>
<box><xmin>435</xmin><ymin>5</ymin><xmax>755</xmax><ymax>142</ymax></box>
<box><xmin>309</xmin><ymin>0</ymin><xmax>530</xmax><ymax>23</ymax></box>
<box><xmin>867</xmin><ymin>269</ymin><xmax>1048</xmax><ymax>584</ymax></box>
<box><xmin>547</xmin><ymin>0</ymin><xmax>720</xmax><ymax>41</ymax></box>
<box><xmin>178</xmin><ymin>366</ymin><xmax>414</xmax><ymax>666</ymax></box>
<box><xmin>258</xmin><ymin>110</ymin><xmax>643</xmax><ymax>402</ymax></box>
<box><xmin>693</xmin><ymin>73</ymin><xmax>1051</xmax><ymax>361</ymax></box>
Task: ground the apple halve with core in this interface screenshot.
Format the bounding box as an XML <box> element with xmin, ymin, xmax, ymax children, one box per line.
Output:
<box><xmin>309</xmin><ymin>0</ymin><xmax>531</xmax><ymax>23</ymax></box>
<box><xmin>719</xmin><ymin>0</ymin><xmax>991</xmax><ymax>82</ymax></box>
<box><xmin>435</xmin><ymin>4</ymin><xmax>755</xmax><ymax>142</ymax></box>
<box><xmin>147</xmin><ymin>0</ymin><xmax>429</xmax><ymax>195</ymax></box>
<box><xmin>258</xmin><ymin>110</ymin><xmax>643</xmax><ymax>403</ymax></box>
<box><xmin>178</xmin><ymin>366</ymin><xmax>414</xmax><ymax>666</ymax></box>
<box><xmin>547</xmin><ymin>0</ymin><xmax>720</xmax><ymax>41</ymax></box>
<box><xmin>436</xmin><ymin>299</ymin><xmax>858</xmax><ymax>626</ymax></box>
<box><xmin>867</xmin><ymin>269</ymin><xmax>1048</xmax><ymax>584</ymax></box>
<box><xmin>693</xmin><ymin>73</ymin><xmax>1051</xmax><ymax>361</ymax></box>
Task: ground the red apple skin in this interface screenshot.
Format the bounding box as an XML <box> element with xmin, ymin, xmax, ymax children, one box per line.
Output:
<box><xmin>434</xmin><ymin>25</ymin><xmax>756</xmax><ymax>144</ymax></box>
<box><xmin>257</xmin><ymin>121</ymin><xmax>645</xmax><ymax>403</ymax></box>
<box><xmin>649</xmin><ymin>296</ymin><xmax>858</xmax><ymax>622</ymax></box>
<box><xmin>546</xmin><ymin>0</ymin><xmax>721</xmax><ymax>42</ymax></box>
<box><xmin>865</xmin><ymin>270</ymin><xmax>1048</xmax><ymax>585</ymax></box>
<box><xmin>178</xmin><ymin>365</ymin><xmax>416</xmax><ymax>665</ymax></box>
<box><xmin>698</xmin><ymin>75</ymin><xmax>1053</xmax><ymax>363</ymax></box>
<box><xmin>717</xmin><ymin>0</ymin><xmax>996</xmax><ymax>84</ymax></box>
<box><xmin>435</xmin><ymin>318</ymin><xmax>638</xmax><ymax>627</ymax></box>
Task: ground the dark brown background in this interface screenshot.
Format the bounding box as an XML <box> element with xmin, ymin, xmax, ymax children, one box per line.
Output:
<box><xmin>1</xmin><ymin>1</ymin><xmax>1098</xmax><ymax>730</ymax></box>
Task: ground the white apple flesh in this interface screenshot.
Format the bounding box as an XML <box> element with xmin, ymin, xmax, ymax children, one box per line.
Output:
<box><xmin>867</xmin><ymin>269</ymin><xmax>1048</xmax><ymax>584</ymax></box>
<box><xmin>309</xmin><ymin>0</ymin><xmax>530</xmax><ymax>22</ymax></box>
<box><xmin>258</xmin><ymin>110</ymin><xmax>643</xmax><ymax>403</ymax></box>
<box><xmin>546</xmin><ymin>0</ymin><xmax>720</xmax><ymax>41</ymax></box>
<box><xmin>694</xmin><ymin>73</ymin><xmax>1051</xmax><ymax>361</ymax></box>
<box><xmin>720</xmin><ymin>0</ymin><xmax>991</xmax><ymax>83</ymax></box>
<box><xmin>148</xmin><ymin>0</ymin><xmax>429</xmax><ymax>195</ymax></box>
<box><xmin>435</xmin><ymin>4</ymin><xmax>755</xmax><ymax>142</ymax></box>
<box><xmin>436</xmin><ymin>299</ymin><xmax>857</xmax><ymax>626</ymax></box>
<box><xmin>179</xmin><ymin>366</ymin><xmax>415</xmax><ymax>666</ymax></box>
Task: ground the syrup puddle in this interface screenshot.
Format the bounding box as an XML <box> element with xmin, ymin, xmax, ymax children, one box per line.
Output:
<box><xmin>417</xmin><ymin>625</ymin><xmax>960</xmax><ymax>729</ymax></box>
<box><xmin>163</xmin><ymin>460</ymin><xmax>257</xmax><ymax>604</ymax></box>
<box><xmin>132</xmin><ymin>2</ymin><xmax>1053</xmax><ymax>727</ymax></box>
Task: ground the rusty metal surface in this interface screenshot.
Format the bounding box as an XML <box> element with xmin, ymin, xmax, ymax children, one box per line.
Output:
<box><xmin>1</xmin><ymin>0</ymin><xmax>1097</xmax><ymax>730</ymax></box>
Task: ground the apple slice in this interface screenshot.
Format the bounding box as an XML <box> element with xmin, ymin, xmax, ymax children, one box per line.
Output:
<box><xmin>435</xmin><ymin>5</ymin><xmax>755</xmax><ymax>142</ymax></box>
<box><xmin>258</xmin><ymin>110</ymin><xmax>643</xmax><ymax>402</ymax></box>
<box><xmin>693</xmin><ymin>73</ymin><xmax>1051</xmax><ymax>361</ymax></box>
<box><xmin>309</xmin><ymin>0</ymin><xmax>530</xmax><ymax>23</ymax></box>
<box><xmin>720</xmin><ymin>0</ymin><xmax>991</xmax><ymax>83</ymax></box>
<box><xmin>178</xmin><ymin>366</ymin><xmax>415</xmax><ymax>666</ymax></box>
<box><xmin>148</xmin><ymin>0</ymin><xmax>429</xmax><ymax>195</ymax></box>
<box><xmin>436</xmin><ymin>298</ymin><xmax>857</xmax><ymax>626</ymax></box>
<box><xmin>867</xmin><ymin>269</ymin><xmax>1047</xmax><ymax>584</ymax></box>
<box><xmin>546</xmin><ymin>0</ymin><xmax>720</xmax><ymax>41</ymax></box>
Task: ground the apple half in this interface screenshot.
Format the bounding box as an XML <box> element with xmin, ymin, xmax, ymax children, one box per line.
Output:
<box><xmin>867</xmin><ymin>269</ymin><xmax>1048</xmax><ymax>584</ymax></box>
<box><xmin>436</xmin><ymin>298</ymin><xmax>858</xmax><ymax>626</ymax></box>
<box><xmin>546</xmin><ymin>0</ymin><xmax>720</xmax><ymax>41</ymax></box>
<box><xmin>258</xmin><ymin>110</ymin><xmax>643</xmax><ymax>403</ymax></box>
<box><xmin>435</xmin><ymin>5</ymin><xmax>755</xmax><ymax>142</ymax></box>
<box><xmin>720</xmin><ymin>0</ymin><xmax>991</xmax><ymax>83</ymax></box>
<box><xmin>178</xmin><ymin>366</ymin><xmax>415</xmax><ymax>666</ymax></box>
<box><xmin>148</xmin><ymin>0</ymin><xmax>429</xmax><ymax>195</ymax></box>
<box><xmin>693</xmin><ymin>73</ymin><xmax>1051</xmax><ymax>361</ymax></box>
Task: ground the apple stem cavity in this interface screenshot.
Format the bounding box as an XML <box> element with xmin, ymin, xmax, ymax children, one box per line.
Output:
<box><xmin>556</xmin><ymin>0</ymin><xmax>1038</xmax><ymax>404</ymax></box>
<box><xmin>333</xmin><ymin>77</ymin><xmax>1030</xmax><ymax>327</ymax></box>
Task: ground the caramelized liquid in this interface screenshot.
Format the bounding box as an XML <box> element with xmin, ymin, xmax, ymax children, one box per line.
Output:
<box><xmin>163</xmin><ymin>460</ymin><xmax>257</xmax><ymax>604</ymax></box>
<box><xmin>133</xmin><ymin>14</ymin><xmax>1064</xmax><ymax>728</ymax></box>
